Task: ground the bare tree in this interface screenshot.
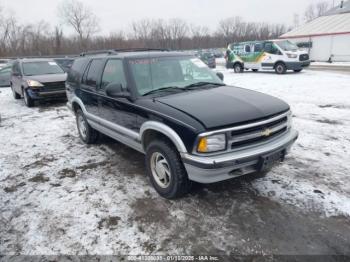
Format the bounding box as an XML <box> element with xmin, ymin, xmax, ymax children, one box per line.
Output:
<box><xmin>168</xmin><ymin>18</ymin><xmax>188</xmax><ymax>49</ymax></box>
<box><xmin>304</xmin><ymin>1</ymin><xmax>330</xmax><ymax>22</ymax></box>
<box><xmin>293</xmin><ymin>13</ymin><xmax>300</xmax><ymax>28</ymax></box>
<box><xmin>218</xmin><ymin>16</ymin><xmax>244</xmax><ymax>44</ymax></box>
<box><xmin>58</xmin><ymin>0</ymin><xmax>99</xmax><ymax>49</ymax></box>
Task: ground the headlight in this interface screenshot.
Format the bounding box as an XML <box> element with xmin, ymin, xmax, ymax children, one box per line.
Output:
<box><xmin>287</xmin><ymin>53</ymin><xmax>297</xmax><ymax>58</ymax></box>
<box><xmin>26</xmin><ymin>80</ymin><xmax>43</xmax><ymax>87</ymax></box>
<box><xmin>197</xmin><ymin>134</ymin><xmax>226</xmax><ymax>153</ymax></box>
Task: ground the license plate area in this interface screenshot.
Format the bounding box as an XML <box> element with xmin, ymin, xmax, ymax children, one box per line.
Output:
<box><xmin>258</xmin><ymin>150</ymin><xmax>285</xmax><ymax>172</ymax></box>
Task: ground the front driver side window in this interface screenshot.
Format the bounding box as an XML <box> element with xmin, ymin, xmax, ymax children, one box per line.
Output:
<box><xmin>264</xmin><ymin>43</ymin><xmax>281</xmax><ymax>55</ymax></box>
<box><xmin>101</xmin><ymin>59</ymin><xmax>127</xmax><ymax>90</ymax></box>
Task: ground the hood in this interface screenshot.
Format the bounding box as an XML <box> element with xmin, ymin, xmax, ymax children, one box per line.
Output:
<box><xmin>24</xmin><ymin>73</ymin><xmax>67</xmax><ymax>83</ymax></box>
<box><xmin>155</xmin><ymin>86</ymin><xmax>289</xmax><ymax>129</ymax></box>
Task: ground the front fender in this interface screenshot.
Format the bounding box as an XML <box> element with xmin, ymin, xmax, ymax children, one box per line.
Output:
<box><xmin>140</xmin><ymin>121</ymin><xmax>188</xmax><ymax>153</ymax></box>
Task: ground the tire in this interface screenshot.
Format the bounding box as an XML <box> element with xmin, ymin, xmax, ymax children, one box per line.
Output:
<box><xmin>11</xmin><ymin>85</ymin><xmax>20</xmax><ymax>99</ymax></box>
<box><xmin>234</xmin><ymin>63</ymin><xmax>243</xmax><ymax>73</ymax></box>
<box><xmin>252</xmin><ymin>69</ymin><xmax>258</xmax><ymax>72</ymax></box>
<box><xmin>23</xmin><ymin>88</ymin><xmax>34</xmax><ymax>107</ymax></box>
<box><xmin>75</xmin><ymin>109</ymin><xmax>99</xmax><ymax>144</ymax></box>
<box><xmin>145</xmin><ymin>139</ymin><xmax>191</xmax><ymax>199</ymax></box>
<box><xmin>275</xmin><ymin>62</ymin><xmax>287</xmax><ymax>74</ymax></box>
<box><xmin>294</xmin><ymin>69</ymin><xmax>302</xmax><ymax>73</ymax></box>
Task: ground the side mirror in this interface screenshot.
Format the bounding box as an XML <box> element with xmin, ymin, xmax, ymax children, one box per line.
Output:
<box><xmin>105</xmin><ymin>83</ymin><xmax>130</xmax><ymax>99</ymax></box>
<box><xmin>216</xmin><ymin>72</ymin><xmax>224</xmax><ymax>81</ymax></box>
<box><xmin>12</xmin><ymin>72</ymin><xmax>20</xmax><ymax>77</ymax></box>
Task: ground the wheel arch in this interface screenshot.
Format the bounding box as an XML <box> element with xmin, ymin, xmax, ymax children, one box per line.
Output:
<box><xmin>71</xmin><ymin>97</ymin><xmax>87</xmax><ymax>114</ymax></box>
<box><xmin>233</xmin><ymin>61</ymin><xmax>244</xmax><ymax>68</ymax></box>
<box><xmin>140</xmin><ymin>121</ymin><xmax>188</xmax><ymax>153</ymax></box>
<box><xmin>273</xmin><ymin>60</ymin><xmax>286</xmax><ymax>69</ymax></box>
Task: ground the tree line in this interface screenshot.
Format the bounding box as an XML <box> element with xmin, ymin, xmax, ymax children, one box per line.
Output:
<box><xmin>0</xmin><ymin>0</ymin><xmax>331</xmax><ymax>57</ymax></box>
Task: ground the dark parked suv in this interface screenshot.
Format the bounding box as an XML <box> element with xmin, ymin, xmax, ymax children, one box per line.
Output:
<box><xmin>11</xmin><ymin>59</ymin><xmax>67</xmax><ymax>107</ymax></box>
<box><xmin>66</xmin><ymin>49</ymin><xmax>298</xmax><ymax>199</ymax></box>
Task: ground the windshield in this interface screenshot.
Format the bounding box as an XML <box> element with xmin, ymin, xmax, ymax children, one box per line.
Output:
<box><xmin>275</xmin><ymin>40</ymin><xmax>298</xmax><ymax>52</ymax></box>
<box><xmin>22</xmin><ymin>61</ymin><xmax>65</xmax><ymax>76</ymax></box>
<box><xmin>129</xmin><ymin>56</ymin><xmax>223</xmax><ymax>96</ymax></box>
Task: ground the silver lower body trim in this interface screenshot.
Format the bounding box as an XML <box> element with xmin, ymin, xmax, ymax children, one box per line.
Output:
<box><xmin>86</xmin><ymin>114</ymin><xmax>144</xmax><ymax>154</ymax></box>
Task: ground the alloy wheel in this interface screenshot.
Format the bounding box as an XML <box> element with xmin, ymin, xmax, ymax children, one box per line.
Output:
<box><xmin>150</xmin><ymin>152</ymin><xmax>172</xmax><ymax>189</ymax></box>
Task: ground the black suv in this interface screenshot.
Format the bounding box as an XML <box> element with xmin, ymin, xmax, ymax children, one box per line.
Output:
<box><xmin>66</xmin><ymin>49</ymin><xmax>298</xmax><ymax>199</ymax></box>
<box><xmin>11</xmin><ymin>59</ymin><xmax>67</xmax><ymax>107</ymax></box>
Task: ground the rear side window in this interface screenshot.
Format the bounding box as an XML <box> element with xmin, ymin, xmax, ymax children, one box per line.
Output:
<box><xmin>254</xmin><ymin>43</ymin><xmax>262</xmax><ymax>52</ymax></box>
<box><xmin>245</xmin><ymin>45</ymin><xmax>251</xmax><ymax>53</ymax></box>
<box><xmin>84</xmin><ymin>59</ymin><xmax>104</xmax><ymax>88</ymax></box>
<box><xmin>101</xmin><ymin>59</ymin><xmax>126</xmax><ymax>90</ymax></box>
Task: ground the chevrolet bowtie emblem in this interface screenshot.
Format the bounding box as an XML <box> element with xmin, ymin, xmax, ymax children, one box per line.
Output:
<box><xmin>261</xmin><ymin>128</ymin><xmax>272</xmax><ymax>137</ymax></box>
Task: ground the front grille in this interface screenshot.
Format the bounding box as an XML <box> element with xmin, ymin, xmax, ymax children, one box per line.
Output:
<box><xmin>41</xmin><ymin>81</ymin><xmax>65</xmax><ymax>92</ymax></box>
<box><xmin>227</xmin><ymin>113</ymin><xmax>289</xmax><ymax>151</ymax></box>
<box><xmin>299</xmin><ymin>54</ymin><xmax>309</xmax><ymax>61</ymax></box>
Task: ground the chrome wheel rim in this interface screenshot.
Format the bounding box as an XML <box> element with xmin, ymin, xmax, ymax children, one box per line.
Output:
<box><xmin>77</xmin><ymin>114</ymin><xmax>87</xmax><ymax>140</ymax></box>
<box><xmin>150</xmin><ymin>152</ymin><xmax>171</xmax><ymax>189</ymax></box>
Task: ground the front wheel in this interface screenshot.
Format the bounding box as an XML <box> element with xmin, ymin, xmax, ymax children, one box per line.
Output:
<box><xmin>252</xmin><ymin>69</ymin><xmax>258</xmax><ymax>72</ymax></box>
<box><xmin>275</xmin><ymin>63</ymin><xmax>287</xmax><ymax>74</ymax></box>
<box><xmin>145</xmin><ymin>140</ymin><xmax>191</xmax><ymax>199</ymax></box>
<box><xmin>11</xmin><ymin>85</ymin><xmax>20</xmax><ymax>99</ymax></box>
<box><xmin>76</xmin><ymin>109</ymin><xmax>99</xmax><ymax>144</ymax></box>
<box><xmin>23</xmin><ymin>88</ymin><xmax>34</xmax><ymax>107</ymax></box>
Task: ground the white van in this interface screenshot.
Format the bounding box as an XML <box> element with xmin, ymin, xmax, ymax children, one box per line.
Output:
<box><xmin>225</xmin><ymin>40</ymin><xmax>310</xmax><ymax>74</ymax></box>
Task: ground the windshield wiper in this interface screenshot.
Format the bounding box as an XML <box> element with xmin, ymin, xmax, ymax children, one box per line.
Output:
<box><xmin>183</xmin><ymin>82</ymin><xmax>225</xmax><ymax>90</ymax></box>
<box><xmin>142</xmin><ymin>86</ymin><xmax>184</xmax><ymax>96</ymax></box>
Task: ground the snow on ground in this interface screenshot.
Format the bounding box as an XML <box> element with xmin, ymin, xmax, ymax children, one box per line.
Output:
<box><xmin>1</xmin><ymin>68</ymin><xmax>350</xmax><ymax>255</ymax></box>
<box><xmin>311</xmin><ymin>62</ymin><xmax>350</xmax><ymax>67</ymax></box>
<box><xmin>217</xmin><ymin>67</ymin><xmax>350</xmax><ymax>216</ymax></box>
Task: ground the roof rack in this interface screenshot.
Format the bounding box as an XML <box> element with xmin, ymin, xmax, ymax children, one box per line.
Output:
<box><xmin>80</xmin><ymin>48</ymin><xmax>170</xmax><ymax>57</ymax></box>
<box><xmin>80</xmin><ymin>50</ymin><xmax>117</xmax><ymax>56</ymax></box>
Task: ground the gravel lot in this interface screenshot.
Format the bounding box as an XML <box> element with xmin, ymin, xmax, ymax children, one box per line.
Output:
<box><xmin>1</xmin><ymin>68</ymin><xmax>350</xmax><ymax>256</ymax></box>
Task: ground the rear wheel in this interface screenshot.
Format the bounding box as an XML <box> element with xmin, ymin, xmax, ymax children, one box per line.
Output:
<box><xmin>234</xmin><ymin>63</ymin><xmax>243</xmax><ymax>73</ymax></box>
<box><xmin>11</xmin><ymin>85</ymin><xmax>20</xmax><ymax>99</ymax></box>
<box><xmin>76</xmin><ymin>109</ymin><xmax>99</xmax><ymax>144</ymax></box>
<box><xmin>275</xmin><ymin>63</ymin><xmax>287</xmax><ymax>74</ymax></box>
<box><xmin>252</xmin><ymin>69</ymin><xmax>258</xmax><ymax>72</ymax></box>
<box><xmin>23</xmin><ymin>88</ymin><xmax>34</xmax><ymax>107</ymax></box>
<box><xmin>294</xmin><ymin>69</ymin><xmax>302</xmax><ymax>72</ymax></box>
<box><xmin>145</xmin><ymin>139</ymin><xmax>191</xmax><ymax>199</ymax></box>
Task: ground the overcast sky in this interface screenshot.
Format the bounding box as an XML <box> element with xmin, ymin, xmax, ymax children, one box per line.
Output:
<box><xmin>1</xmin><ymin>0</ymin><xmax>338</xmax><ymax>35</ymax></box>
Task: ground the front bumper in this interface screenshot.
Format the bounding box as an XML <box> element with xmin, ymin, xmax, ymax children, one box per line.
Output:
<box><xmin>181</xmin><ymin>129</ymin><xmax>298</xmax><ymax>183</ymax></box>
<box><xmin>285</xmin><ymin>61</ymin><xmax>310</xmax><ymax>70</ymax></box>
<box><xmin>27</xmin><ymin>88</ymin><xmax>67</xmax><ymax>100</ymax></box>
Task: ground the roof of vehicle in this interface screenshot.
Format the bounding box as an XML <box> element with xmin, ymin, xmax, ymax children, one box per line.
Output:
<box><xmin>79</xmin><ymin>49</ymin><xmax>193</xmax><ymax>59</ymax></box>
<box><xmin>229</xmin><ymin>40</ymin><xmax>272</xmax><ymax>46</ymax></box>
<box><xmin>18</xmin><ymin>58</ymin><xmax>57</xmax><ymax>63</ymax></box>
<box><xmin>54</xmin><ymin>57</ymin><xmax>75</xmax><ymax>60</ymax></box>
